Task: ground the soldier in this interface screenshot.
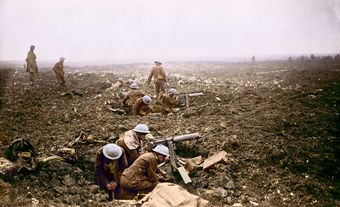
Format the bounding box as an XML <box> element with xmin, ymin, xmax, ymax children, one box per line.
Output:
<box><xmin>160</xmin><ymin>88</ymin><xmax>179</xmax><ymax>114</ymax></box>
<box><xmin>120</xmin><ymin>144</ymin><xmax>169</xmax><ymax>199</ymax></box>
<box><xmin>131</xmin><ymin>95</ymin><xmax>152</xmax><ymax>116</ymax></box>
<box><xmin>147</xmin><ymin>61</ymin><xmax>167</xmax><ymax>98</ymax></box>
<box><xmin>25</xmin><ymin>45</ymin><xmax>38</xmax><ymax>81</ymax></box>
<box><xmin>53</xmin><ymin>57</ymin><xmax>66</xmax><ymax>86</ymax></box>
<box><xmin>122</xmin><ymin>83</ymin><xmax>145</xmax><ymax>110</ymax></box>
<box><xmin>252</xmin><ymin>56</ymin><xmax>256</xmax><ymax>64</ymax></box>
<box><xmin>94</xmin><ymin>143</ymin><xmax>128</xmax><ymax>201</ymax></box>
<box><xmin>116</xmin><ymin>124</ymin><xmax>150</xmax><ymax>166</ymax></box>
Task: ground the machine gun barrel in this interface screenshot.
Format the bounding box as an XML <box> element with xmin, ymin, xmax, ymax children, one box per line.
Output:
<box><xmin>173</xmin><ymin>133</ymin><xmax>201</xmax><ymax>142</ymax></box>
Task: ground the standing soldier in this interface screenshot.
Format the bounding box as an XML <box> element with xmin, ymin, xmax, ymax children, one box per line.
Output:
<box><xmin>94</xmin><ymin>143</ymin><xmax>128</xmax><ymax>201</ymax></box>
<box><xmin>160</xmin><ymin>88</ymin><xmax>179</xmax><ymax>114</ymax></box>
<box><xmin>120</xmin><ymin>144</ymin><xmax>169</xmax><ymax>199</ymax></box>
<box><xmin>122</xmin><ymin>83</ymin><xmax>145</xmax><ymax>111</ymax></box>
<box><xmin>116</xmin><ymin>124</ymin><xmax>150</xmax><ymax>166</ymax></box>
<box><xmin>131</xmin><ymin>95</ymin><xmax>152</xmax><ymax>116</ymax></box>
<box><xmin>252</xmin><ymin>56</ymin><xmax>256</xmax><ymax>64</ymax></box>
<box><xmin>53</xmin><ymin>57</ymin><xmax>66</xmax><ymax>86</ymax></box>
<box><xmin>25</xmin><ymin>45</ymin><xmax>38</xmax><ymax>81</ymax></box>
<box><xmin>147</xmin><ymin>61</ymin><xmax>167</xmax><ymax>99</ymax></box>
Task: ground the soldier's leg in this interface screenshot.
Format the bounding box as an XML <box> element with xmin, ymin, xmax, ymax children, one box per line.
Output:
<box><xmin>154</xmin><ymin>82</ymin><xmax>160</xmax><ymax>98</ymax></box>
<box><xmin>29</xmin><ymin>72</ymin><xmax>34</xmax><ymax>81</ymax></box>
<box><xmin>60</xmin><ymin>72</ymin><xmax>66</xmax><ymax>86</ymax></box>
<box><xmin>159</xmin><ymin>81</ymin><xmax>166</xmax><ymax>95</ymax></box>
<box><xmin>56</xmin><ymin>72</ymin><xmax>63</xmax><ymax>85</ymax></box>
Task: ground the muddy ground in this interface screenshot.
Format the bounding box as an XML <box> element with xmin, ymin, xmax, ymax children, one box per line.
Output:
<box><xmin>0</xmin><ymin>60</ymin><xmax>339</xmax><ymax>207</ymax></box>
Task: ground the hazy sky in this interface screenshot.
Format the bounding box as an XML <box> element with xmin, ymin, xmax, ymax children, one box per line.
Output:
<box><xmin>0</xmin><ymin>0</ymin><xmax>340</xmax><ymax>62</ymax></box>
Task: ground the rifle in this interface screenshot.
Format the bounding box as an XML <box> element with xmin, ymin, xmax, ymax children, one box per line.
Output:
<box><xmin>148</xmin><ymin>133</ymin><xmax>201</xmax><ymax>183</ymax></box>
<box><xmin>178</xmin><ymin>92</ymin><xmax>204</xmax><ymax>108</ymax></box>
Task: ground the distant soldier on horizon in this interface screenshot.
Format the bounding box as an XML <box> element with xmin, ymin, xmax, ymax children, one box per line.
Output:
<box><xmin>53</xmin><ymin>57</ymin><xmax>66</xmax><ymax>87</ymax></box>
<box><xmin>252</xmin><ymin>56</ymin><xmax>256</xmax><ymax>64</ymax></box>
<box><xmin>25</xmin><ymin>45</ymin><xmax>38</xmax><ymax>81</ymax></box>
<box><xmin>147</xmin><ymin>61</ymin><xmax>167</xmax><ymax>99</ymax></box>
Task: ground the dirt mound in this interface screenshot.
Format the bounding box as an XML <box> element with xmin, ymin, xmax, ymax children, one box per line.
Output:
<box><xmin>0</xmin><ymin>61</ymin><xmax>339</xmax><ymax>206</ymax></box>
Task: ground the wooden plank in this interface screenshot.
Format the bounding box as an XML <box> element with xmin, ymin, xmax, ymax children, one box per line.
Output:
<box><xmin>203</xmin><ymin>150</ymin><xmax>228</xmax><ymax>171</ymax></box>
<box><xmin>177</xmin><ymin>166</ymin><xmax>192</xmax><ymax>184</ymax></box>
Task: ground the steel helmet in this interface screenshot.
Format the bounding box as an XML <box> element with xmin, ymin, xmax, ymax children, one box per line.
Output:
<box><xmin>153</xmin><ymin>144</ymin><xmax>170</xmax><ymax>157</ymax></box>
<box><xmin>118</xmin><ymin>77</ymin><xmax>123</xmax><ymax>82</ymax></box>
<box><xmin>103</xmin><ymin>144</ymin><xmax>122</xmax><ymax>160</ymax></box>
<box><xmin>168</xmin><ymin>88</ymin><xmax>176</xmax><ymax>95</ymax></box>
<box><xmin>133</xmin><ymin>124</ymin><xmax>150</xmax><ymax>134</ymax></box>
<box><xmin>129</xmin><ymin>82</ymin><xmax>139</xmax><ymax>89</ymax></box>
<box><xmin>142</xmin><ymin>95</ymin><xmax>152</xmax><ymax>105</ymax></box>
<box><xmin>60</xmin><ymin>57</ymin><xmax>65</xmax><ymax>61</ymax></box>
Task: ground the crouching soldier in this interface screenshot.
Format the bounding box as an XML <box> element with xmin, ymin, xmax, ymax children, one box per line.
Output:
<box><xmin>122</xmin><ymin>83</ymin><xmax>145</xmax><ymax>110</ymax></box>
<box><xmin>53</xmin><ymin>57</ymin><xmax>66</xmax><ymax>86</ymax></box>
<box><xmin>116</xmin><ymin>124</ymin><xmax>150</xmax><ymax>166</ymax></box>
<box><xmin>120</xmin><ymin>144</ymin><xmax>169</xmax><ymax>199</ymax></box>
<box><xmin>94</xmin><ymin>144</ymin><xmax>128</xmax><ymax>201</ymax></box>
<box><xmin>160</xmin><ymin>88</ymin><xmax>179</xmax><ymax>114</ymax></box>
<box><xmin>131</xmin><ymin>95</ymin><xmax>152</xmax><ymax>116</ymax></box>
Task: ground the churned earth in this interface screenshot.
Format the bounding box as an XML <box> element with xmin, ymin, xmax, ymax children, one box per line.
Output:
<box><xmin>0</xmin><ymin>60</ymin><xmax>339</xmax><ymax>207</ymax></box>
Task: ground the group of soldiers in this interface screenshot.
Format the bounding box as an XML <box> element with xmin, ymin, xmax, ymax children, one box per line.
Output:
<box><xmin>25</xmin><ymin>45</ymin><xmax>180</xmax><ymax>115</ymax></box>
<box><xmin>25</xmin><ymin>45</ymin><xmax>66</xmax><ymax>86</ymax></box>
<box><xmin>95</xmin><ymin>124</ymin><xmax>170</xmax><ymax>200</ymax></box>
<box><xmin>118</xmin><ymin>61</ymin><xmax>180</xmax><ymax>116</ymax></box>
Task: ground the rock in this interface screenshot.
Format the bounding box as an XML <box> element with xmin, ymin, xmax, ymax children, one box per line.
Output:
<box><xmin>89</xmin><ymin>185</ymin><xmax>100</xmax><ymax>194</ymax></box>
<box><xmin>0</xmin><ymin>180</ymin><xmax>15</xmax><ymax>204</ymax></box>
<box><xmin>57</xmin><ymin>148</ymin><xmax>77</xmax><ymax>162</ymax></box>
<box><xmin>216</xmin><ymin>187</ymin><xmax>228</xmax><ymax>198</ymax></box>
<box><xmin>62</xmin><ymin>174</ymin><xmax>76</xmax><ymax>186</ymax></box>
<box><xmin>249</xmin><ymin>201</ymin><xmax>259</xmax><ymax>206</ymax></box>
<box><xmin>53</xmin><ymin>186</ymin><xmax>66</xmax><ymax>194</ymax></box>
<box><xmin>0</xmin><ymin>157</ymin><xmax>17</xmax><ymax>175</ymax></box>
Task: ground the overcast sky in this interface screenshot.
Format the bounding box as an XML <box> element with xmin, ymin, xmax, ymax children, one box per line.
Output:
<box><xmin>0</xmin><ymin>0</ymin><xmax>339</xmax><ymax>62</ymax></box>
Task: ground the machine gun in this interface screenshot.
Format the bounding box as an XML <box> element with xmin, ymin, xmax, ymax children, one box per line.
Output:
<box><xmin>148</xmin><ymin>133</ymin><xmax>201</xmax><ymax>183</ymax></box>
<box><xmin>178</xmin><ymin>92</ymin><xmax>204</xmax><ymax>107</ymax></box>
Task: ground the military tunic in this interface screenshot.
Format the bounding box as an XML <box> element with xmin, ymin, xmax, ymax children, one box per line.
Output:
<box><xmin>131</xmin><ymin>98</ymin><xmax>152</xmax><ymax>116</ymax></box>
<box><xmin>122</xmin><ymin>89</ymin><xmax>145</xmax><ymax>109</ymax></box>
<box><xmin>120</xmin><ymin>152</ymin><xmax>159</xmax><ymax>194</ymax></box>
<box><xmin>94</xmin><ymin>146</ymin><xmax>128</xmax><ymax>199</ymax></box>
<box><xmin>116</xmin><ymin>130</ymin><xmax>144</xmax><ymax>166</ymax></box>
<box><xmin>147</xmin><ymin>66</ymin><xmax>166</xmax><ymax>97</ymax></box>
<box><xmin>160</xmin><ymin>93</ymin><xmax>179</xmax><ymax>114</ymax></box>
<box><xmin>25</xmin><ymin>50</ymin><xmax>38</xmax><ymax>81</ymax></box>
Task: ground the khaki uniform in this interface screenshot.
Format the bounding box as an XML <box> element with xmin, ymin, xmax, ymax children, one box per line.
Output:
<box><xmin>160</xmin><ymin>93</ymin><xmax>179</xmax><ymax>114</ymax></box>
<box><xmin>120</xmin><ymin>152</ymin><xmax>159</xmax><ymax>198</ymax></box>
<box><xmin>122</xmin><ymin>90</ymin><xmax>145</xmax><ymax>109</ymax></box>
<box><xmin>131</xmin><ymin>98</ymin><xmax>152</xmax><ymax>116</ymax></box>
<box><xmin>94</xmin><ymin>147</ymin><xmax>128</xmax><ymax>200</ymax></box>
<box><xmin>25</xmin><ymin>50</ymin><xmax>38</xmax><ymax>81</ymax></box>
<box><xmin>147</xmin><ymin>66</ymin><xmax>166</xmax><ymax>98</ymax></box>
<box><xmin>116</xmin><ymin>130</ymin><xmax>144</xmax><ymax>166</ymax></box>
<box><xmin>53</xmin><ymin>61</ymin><xmax>65</xmax><ymax>86</ymax></box>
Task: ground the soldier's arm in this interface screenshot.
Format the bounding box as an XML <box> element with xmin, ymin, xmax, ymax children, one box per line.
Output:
<box><xmin>122</xmin><ymin>93</ymin><xmax>130</xmax><ymax>104</ymax></box>
<box><xmin>94</xmin><ymin>154</ymin><xmax>110</xmax><ymax>189</ymax></box>
<box><xmin>131</xmin><ymin>101</ymin><xmax>139</xmax><ymax>115</ymax></box>
<box><xmin>146</xmin><ymin>160</ymin><xmax>158</xmax><ymax>183</ymax></box>
<box><xmin>129</xmin><ymin>149</ymin><xmax>140</xmax><ymax>164</ymax></box>
<box><xmin>161</xmin><ymin>68</ymin><xmax>166</xmax><ymax>81</ymax></box>
<box><xmin>147</xmin><ymin>68</ymin><xmax>154</xmax><ymax>85</ymax></box>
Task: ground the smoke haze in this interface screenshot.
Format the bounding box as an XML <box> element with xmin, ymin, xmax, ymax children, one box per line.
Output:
<box><xmin>0</xmin><ymin>0</ymin><xmax>339</xmax><ymax>63</ymax></box>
